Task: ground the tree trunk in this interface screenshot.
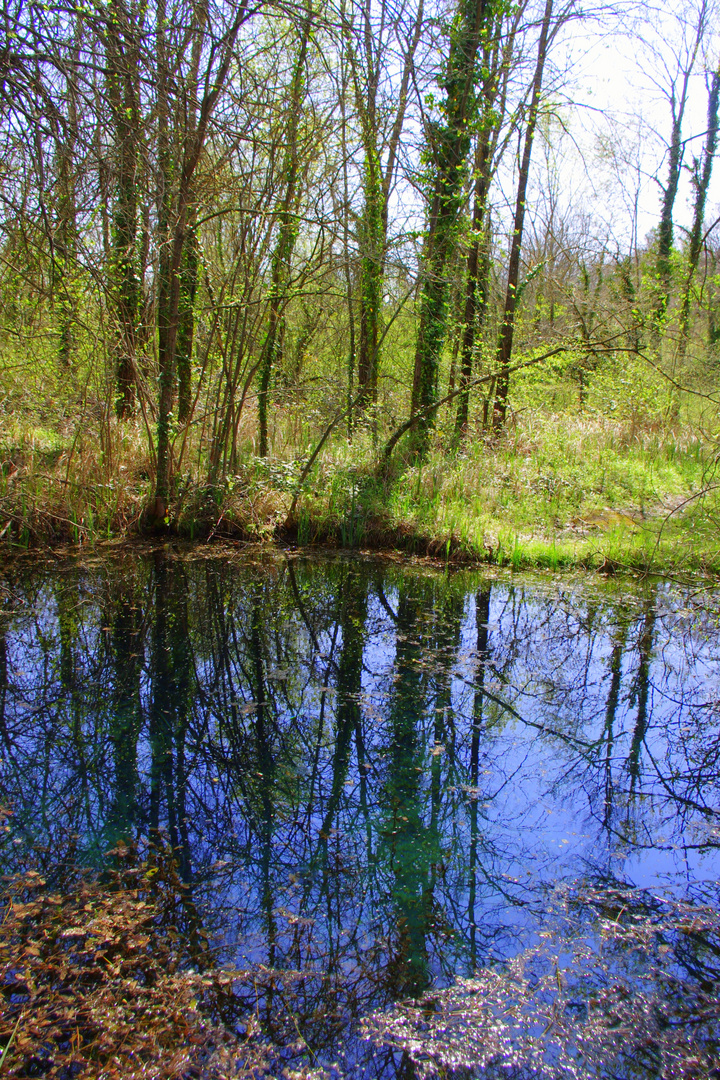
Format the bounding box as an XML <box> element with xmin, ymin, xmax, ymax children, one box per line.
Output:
<box><xmin>410</xmin><ymin>0</ymin><xmax>489</xmax><ymax>456</ymax></box>
<box><xmin>654</xmin><ymin>111</ymin><xmax>684</xmax><ymax>337</ymax></box>
<box><xmin>356</xmin><ymin>148</ymin><xmax>384</xmax><ymax>405</ymax></box>
<box><xmin>454</xmin><ymin>0</ymin><xmax>518</xmax><ymax>439</ymax></box>
<box><xmin>154</xmin><ymin>0</ymin><xmax>174</xmax><ymax>517</ymax></box>
<box><xmin>258</xmin><ymin>9</ymin><xmax>311</xmax><ymax>457</ymax></box>
<box><xmin>492</xmin><ymin>0</ymin><xmax>553</xmax><ymax>431</ymax></box>
<box><xmin>348</xmin><ymin>0</ymin><xmax>424</xmax><ymax>413</ymax></box>
<box><xmin>54</xmin><ymin>15</ymin><xmax>81</xmax><ymax>368</ymax></box>
<box><xmin>176</xmin><ymin>208</ymin><xmax>198</xmax><ymax>424</ymax></box>
<box><xmin>153</xmin><ymin>0</ymin><xmax>249</xmax><ymax>518</ymax></box>
<box><xmin>107</xmin><ymin>0</ymin><xmax>141</xmax><ymax>418</ymax></box>
<box><xmin>652</xmin><ymin>0</ymin><xmax>707</xmax><ymax>342</ymax></box>
<box><xmin>454</xmin><ymin>132</ymin><xmax>492</xmax><ymax>437</ymax></box>
<box><xmin>678</xmin><ymin>64</ymin><xmax>720</xmax><ymax>358</ymax></box>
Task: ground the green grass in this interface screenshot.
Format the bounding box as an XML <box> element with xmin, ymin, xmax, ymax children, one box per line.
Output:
<box><xmin>286</xmin><ymin>411</ymin><xmax>719</xmax><ymax>574</ymax></box>
<box><xmin>1</xmin><ymin>375</ymin><xmax>718</xmax><ymax>575</ymax></box>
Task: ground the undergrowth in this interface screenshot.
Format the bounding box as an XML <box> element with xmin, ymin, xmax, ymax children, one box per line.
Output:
<box><xmin>1</xmin><ymin>402</ymin><xmax>719</xmax><ymax>575</ymax></box>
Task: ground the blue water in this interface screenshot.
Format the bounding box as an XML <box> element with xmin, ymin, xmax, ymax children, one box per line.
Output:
<box><xmin>1</xmin><ymin>549</ymin><xmax>718</xmax><ymax>1072</ymax></box>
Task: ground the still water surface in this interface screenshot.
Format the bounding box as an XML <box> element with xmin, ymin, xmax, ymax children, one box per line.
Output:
<box><xmin>1</xmin><ymin>548</ymin><xmax>719</xmax><ymax>1071</ymax></box>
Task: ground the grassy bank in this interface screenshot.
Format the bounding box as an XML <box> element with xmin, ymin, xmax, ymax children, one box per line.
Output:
<box><xmin>1</xmin><ymin>404</ymin><xmax>717</xmax><ymax>575</ymax></box>
<box><xmin>288</xmin><ymin>412</ymin><xmax>717</xmax><ymax>573</ymax></box>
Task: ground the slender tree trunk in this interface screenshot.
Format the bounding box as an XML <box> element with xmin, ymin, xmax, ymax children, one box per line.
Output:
<box><xmin>154</xmin><ymin>0</ymin><xmax>174</xmax><ymax>517</ymax></box>
<box><xmin>353</xmin><ymin>0</ymin><xmax>382</xmax><ymax>409</ymax></box>
<box><xmin>107</xmin><ymin>0</ymin><xmax>141</xmax><ymax>417</ymax></box>
<box><xmin>356</xmin><ymin>148</ymin><xmax>384</xmax><ymax>405</ymax></box>
<box><xmin>453</xmin><ymin>3</ymin><xmax>521</xmax><ymax>435</ymax></box>
<box><xmin>652</xmin><ymin>1</ymin><xmax>707</xmax><ymax>343</ymax></box>
<box><xmin>54</xmin><ymin>16</ymin><xmax>81</xmax><ymax>368</ymax></box>
<box><xmin>492</xmin><ymin>0</ymin><xmax>553</xmax><ymax>431</ymax></box>
<box><xmin>258</xmin><ymin>9</ymin><xmax>311</xmax><ymax>457</ymax></box>
<box><xmin>455</xmin><ymin>133</ymin><xmax>492</xmax><ymax>437</ymax></box>
<box><xmin>654</xmin><ymin>110</ymin><xmax>685</xmax><ymax>337</ymax></box>
<box><xmin>348</xmin><ymin>0</ymin><xmax>424</xmax><ymax>412</ymax></box>
<box><xmin>338</xmin><ymin>32</ymin><xmax>357</xmax><ymax>438</ymax></box>
<box><xmin>678</xmin><ymin>64</ymin><xmax>720</xmax><ymax>358</ymax></box>
<box><xmin>454</xmin><ymin>0</ymin><xmax>518</xmax><ymax>438</ymax></box>
<box><xmin>153</xmin><ymin>0</ymin><xmax>248</xmax><ymax>517</ymax></box>
<box><xmin>176</xmin><ymin>206</ymin><xmax>198</xmax><ymax>424</ymax></box>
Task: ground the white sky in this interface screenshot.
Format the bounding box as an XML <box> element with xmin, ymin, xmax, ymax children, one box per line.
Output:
<box><xmin>548</xmin><ymin>0</ymin><xmax>720</xmax><ymax>252</ymax></box>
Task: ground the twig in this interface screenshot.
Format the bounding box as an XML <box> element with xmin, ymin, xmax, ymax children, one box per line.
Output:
<box><xmin>0</xmin><ymin>1012</ymin><xmax>23</xmax><ymax>1069</ymax></box>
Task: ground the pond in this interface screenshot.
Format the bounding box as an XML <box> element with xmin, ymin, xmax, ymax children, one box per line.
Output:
<box><xmin>1</xmin><ymin>547</ymin><xmax>719</xmax><ymax>1077</ymax></box>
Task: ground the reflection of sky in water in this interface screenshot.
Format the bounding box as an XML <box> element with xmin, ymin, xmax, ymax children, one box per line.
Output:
<box><xmin>1</xmin><ymin>553</ymin><xmax>719</xmax><ymax>1001</ymax></box>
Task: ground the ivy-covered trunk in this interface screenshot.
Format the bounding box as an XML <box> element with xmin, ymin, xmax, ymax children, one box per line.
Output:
<box><xmin>652</xmin><ymin>2</ymin><xmax>707</xmax><ymax>344</ymax></box>
<box><xmin>410</xmin><ymin>0</ymin><xmax>488</xmax><ymax>457</ymax></box>
<box><xmin>678</xmin><ymin>63</ymin><xmax>720</xmax><ymax>358</ymax></box>
<box><xmin>356</xmin><ymin>148</ymin><xmax>384</xmax><ymax>406</ymax></box>
<box><xmin>454</xmin><ymin>0</ymin><xmax>514</xmax><ymax>438</ymax></box>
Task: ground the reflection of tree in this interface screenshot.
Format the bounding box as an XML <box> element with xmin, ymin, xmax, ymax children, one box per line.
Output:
<box><xmin>317</xmin><ymin>565</ymin><xmax>367</xmax><ymax>871</ymax></box>
<box><xmin>599</xmin><ymin>616</ymin><xmax>628</xmax><ymax>834</ymax></box>
<box><xmin>0</xmin><ymin>629</ymin><xmax>8</xmax><ymax>754</ymax></box>
<box><xmin>427</xmin><ymin>585</ymin><xmax>464</xmax><ymax>906</ymax></box>
<box><xmin>384</xmin><ymin>586</ymin><xmax>432</xmax><ymax>998</ymax></box>
<box><xmin>469</xmin><ymin>585</ymin><xmax>491</xmax><ymax>969</ymax></box>
<box><xmin>149</xmin><ymin>555</ymin><xmax>193</xmax><ymax>876</ymax></box>
<box><xmin>249</xmin><ymin>581</ymin><xmax>278</xmax><ymax>977</ymax></box>
<box><xmin>626</xmin><ymin>596</ymin><xmax>656</xmax><ymax>795</ymax></box>
<box><xmin>56</xmin><ymin>578</ymin><xmax>90</xmax><ymax>832</ymax></box>
<box><xmin>106</xmin><ymin>577</ymin><xmax>143</xmax><ymax>848</ymax></box>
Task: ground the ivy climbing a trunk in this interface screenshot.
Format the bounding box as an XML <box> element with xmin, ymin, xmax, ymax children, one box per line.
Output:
<box><xmin>677</xmin><ymin>61</ymin><xmax>720</xmax><ymax>360</ymax></box>
<box><xmin>410</xmin><ymin>0</ymin><xmax>490</xmax><ymax>457</ymax></box>
<box><xmin>652</xmin><ymin>0</ymin><xmax>708</xmax><ymax>345</ymax></box>
<box><xmin>454</xmin><ymin>0</ymin><xmax>519</xmax><ymax>439</ymax></box>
